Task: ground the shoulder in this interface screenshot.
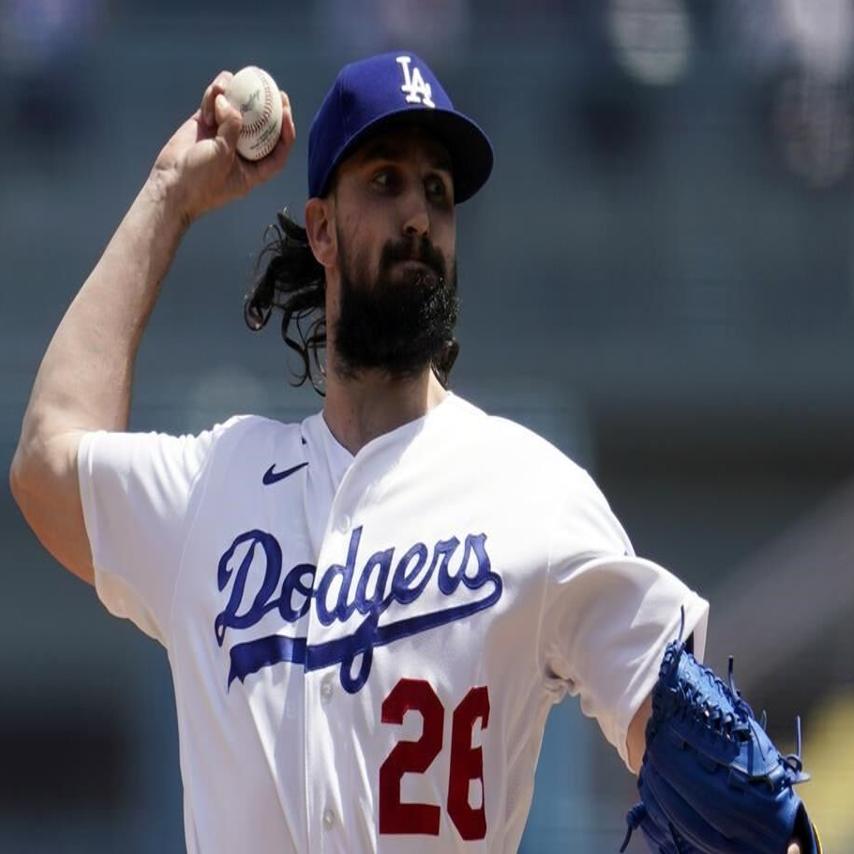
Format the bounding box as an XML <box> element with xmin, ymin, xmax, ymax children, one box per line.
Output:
<box><xmin>186</xmin><ymin>413</ymin><xmax>306</xmax><ymax>474</ymax></box>
<box><xmin>210</xmin><ymin>413</ymin><xmax>301</xmax><ymax>445</ymax></box>
<box><xmin>82</xmin><ymin>413</ymin><xmax>306</xmax><ymax>481</ymax></box>
<box><xmin>437</xmin><ymin>394</ymin><xmax>629</xmax><ymax>547</ymax></box>
<box><xmin>442</xmin><ymin>394</ymin><xmax>593</xmax><ymax>486</ymax></box>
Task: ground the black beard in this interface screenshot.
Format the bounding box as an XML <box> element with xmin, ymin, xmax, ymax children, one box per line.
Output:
<box><xmin>333</xmin><ymin>234</ymin><xmax>459</xmax><ymax>379</ymax></box>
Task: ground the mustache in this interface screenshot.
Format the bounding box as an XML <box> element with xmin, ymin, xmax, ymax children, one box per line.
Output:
<box><xmin>380</xmin><ymin>237</ymin><xmax>447</xmax><ymax>281</ymax></box>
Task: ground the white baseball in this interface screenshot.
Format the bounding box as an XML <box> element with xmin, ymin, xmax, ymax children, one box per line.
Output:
<box><xmin>224</xmin><ymin>66</ymin><xmax>283</xmax><ymax>161</ymax></box>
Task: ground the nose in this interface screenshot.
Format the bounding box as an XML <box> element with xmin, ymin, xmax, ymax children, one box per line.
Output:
<box><xmin>401</xmin><ymin>187</ymin><xmax>430</xmax><ymax>239</ymax></box>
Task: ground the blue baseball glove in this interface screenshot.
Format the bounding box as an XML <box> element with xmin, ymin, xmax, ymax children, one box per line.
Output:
<box><xmin>620</xmin><ymin>636</ymin><xmax>822</xmax><ymax>853</ymax></box>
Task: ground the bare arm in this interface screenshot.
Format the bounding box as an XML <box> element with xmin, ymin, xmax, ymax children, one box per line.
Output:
<box><xmin>10</xmin><ymin>71</ymin><xmax>295</xmax><ymax>583</ymax></box>
<box><xmin>627</xmin><ymin>694</ymin><xmax>652</xmax><ymax>775</ymax></box>
<box><xmin>9</xmin><ymin>179</ymin><xmax>188</xmax><ymax>583</ymax></box>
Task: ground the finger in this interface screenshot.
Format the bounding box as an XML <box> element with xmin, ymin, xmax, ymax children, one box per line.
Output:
<box><xmin>279</xmin><ymin>92</ymin><xmax>296</xmax><ymax>148</ymax></box>
<box><xmin>242</xmin><ymin>94</ymin><xmax>295</xmax><ymax>186</ymax></box>
<box><xmin>200</xmin><ymin>70</ymin><xmax>234</xmax><ymax>127</ymax></box>
<box><xmin>787</xmin><ymin>844</ymin><xmax>801</xmax><ymax>854</ymax></box>
<box><xmin>214</xmin><ymin>92</ymin><xmax>241</xmax><ymax>151</ymax></box>
<box><xmin>249</xmin><ymin>134</ymin><xmax>290</xmax><ymax>184</ymax></box>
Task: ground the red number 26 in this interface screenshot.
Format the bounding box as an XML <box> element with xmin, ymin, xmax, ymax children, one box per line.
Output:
<box><xmin>379</xmin><ymin>678</ymin><xmax>490</xmax><ymax>840</ymax></box>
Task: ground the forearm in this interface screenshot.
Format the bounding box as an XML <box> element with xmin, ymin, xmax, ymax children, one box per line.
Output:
<box><xmin>627</xmin><ymin>694</ymin><xmax>652</xmax><ymax>774</ymax></box>
<box><xmin>9</xmin><ymin>72</ymin><xmax>294</xmax><ymax>583</ymax></box>
<box><xmin>18</xmin><ymin>172</ymin><xmax>187</xmax><ymax>450</ymax></box>
<box><xmin>627</xmin><ymin>632</ymin><xmax>694</xmax><ymax>773</ymax></box>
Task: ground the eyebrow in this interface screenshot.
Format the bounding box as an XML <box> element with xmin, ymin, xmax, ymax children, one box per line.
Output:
<box><xmin>358</xmin><ymin>138</ymin><xmax>453</xmax><ymax>173</ymax></box>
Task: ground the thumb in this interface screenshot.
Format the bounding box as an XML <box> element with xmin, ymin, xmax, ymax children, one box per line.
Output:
<box><xmin>214</xmin><ymin>93</ymin><xmax>242</xmax><ymax>152</ymax></box>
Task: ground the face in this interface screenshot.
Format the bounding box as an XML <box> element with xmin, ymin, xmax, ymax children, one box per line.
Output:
<box><xmin>317</xmin><ymin>125</ymin><xmax>459</xmax><ymax>378</ymax></box>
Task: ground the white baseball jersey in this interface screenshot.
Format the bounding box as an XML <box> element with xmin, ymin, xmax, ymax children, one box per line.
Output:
<box><xmin>77</xmin><ymin>392</ymin><xmax>709</xmax><ymax>853</ymax></box>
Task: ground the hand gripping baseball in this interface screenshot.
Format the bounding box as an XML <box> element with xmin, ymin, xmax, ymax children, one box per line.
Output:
<box><xmin>149</xmin><ymin>70</ymin><xmax>295</xmax><ymax>224</ymax></box>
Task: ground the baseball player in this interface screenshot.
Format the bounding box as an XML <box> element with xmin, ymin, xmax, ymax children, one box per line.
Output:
<box><xmin>11</xmin><ymin>53</ymin><xmax>817</xmax><ymax>853</ymax></box>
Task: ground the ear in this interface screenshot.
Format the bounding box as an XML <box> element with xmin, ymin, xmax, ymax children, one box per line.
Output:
<box><xmin>305</xmin><ymin>197</ymin><xmax>337</xmax><ymax>269</ymax></box>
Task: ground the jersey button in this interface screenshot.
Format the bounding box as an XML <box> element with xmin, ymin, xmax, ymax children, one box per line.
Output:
<box><xmin>322</xmin><ymin>807</ymin><xmax>336</xmax><ymax>829</ymax></box>
<box><xmin>338</xmin><ymin>514</ymin><xmax>351</xmax><ymax>533</ymax></box>
<box><xmin>320</xmin><ymin>673</ymin><xmax>334</xmax><ymax>703</ymax></box>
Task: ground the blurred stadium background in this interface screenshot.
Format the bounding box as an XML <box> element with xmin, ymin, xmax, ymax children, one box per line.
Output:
<box><xmin>2</xmin><ymin>0</ymin><xmax>854</xmax><ymax>850</ymax></box>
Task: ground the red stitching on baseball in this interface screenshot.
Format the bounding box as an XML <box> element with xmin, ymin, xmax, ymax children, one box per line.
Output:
<box><xmin>240</xmin><ymin>71</ymin><xmax>274</xmax><ymax>140</ymax></box>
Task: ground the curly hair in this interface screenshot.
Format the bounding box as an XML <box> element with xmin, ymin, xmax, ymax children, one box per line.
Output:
<box><xmin>244</xmin><ymin>210</ymin><xmax>327</xmax><ymax>394</ymax></box>
<box><xmin>244</xmin><ymin>209</ymin><xmax>460</xmax><ymax>395</ymax></box>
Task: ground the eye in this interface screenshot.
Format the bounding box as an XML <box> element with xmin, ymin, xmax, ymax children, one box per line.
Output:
<box><xmin>426</xmin><ymin>174</ymin><xmax>451</xmax><ymax>203</ymax></box>
<box><xmin>372</xmin><ymin>168</ymin><xmax>398</xmax><ymax>191</ymax></box>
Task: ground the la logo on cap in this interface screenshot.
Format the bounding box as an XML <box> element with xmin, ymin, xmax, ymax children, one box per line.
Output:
<box><xmin>307</xmin><ymin>51</ymin><xmax>492</xmax><ymax>202</ymax></box>
<box><xmin>396</xmin><ymin>55</ymin><xmax>435</xmax><ymax>108</ymax></box>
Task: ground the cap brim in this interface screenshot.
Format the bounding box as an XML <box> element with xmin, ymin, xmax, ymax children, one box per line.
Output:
<box><xmin>319</xmin><ymin>107</ymin><xmax>493</xmax><ymax>204</ymax></box>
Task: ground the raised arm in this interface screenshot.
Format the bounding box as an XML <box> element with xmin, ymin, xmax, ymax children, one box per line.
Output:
<box><xmin>10</xmin><ymin>71</ymin><xmax>295</xmax><ymax>584</ymax></box>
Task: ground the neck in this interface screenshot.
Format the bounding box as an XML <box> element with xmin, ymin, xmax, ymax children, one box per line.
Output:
<box><xmin>323</xmin><ymin>364</ymin><xmax>447</xmax><ymax>455</ymax></box>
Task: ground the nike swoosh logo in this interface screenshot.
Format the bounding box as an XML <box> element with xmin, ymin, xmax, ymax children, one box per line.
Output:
<box><xmin>262</xmin><ymin>462</ymin><xmax>308</xmax><ymax>485</ymax></box>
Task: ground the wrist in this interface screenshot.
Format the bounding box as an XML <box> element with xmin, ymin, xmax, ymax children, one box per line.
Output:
<box><xmin>143</xmin><ymin>167</ymin><xmax>194</xmax><ymax>232</ymax></box>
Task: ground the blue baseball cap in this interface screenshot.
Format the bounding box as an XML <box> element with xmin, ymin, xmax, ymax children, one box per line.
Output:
<box><xmin>308</xmin><ymin>51</ymin><xmax>493</xmax><ymax>204</ymax></box>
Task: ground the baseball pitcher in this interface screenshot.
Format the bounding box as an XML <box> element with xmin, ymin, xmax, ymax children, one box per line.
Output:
<box><xmin>11</xmin><ymin>52</ymin><xmax>819</xmax><ymax>853</ymax></box>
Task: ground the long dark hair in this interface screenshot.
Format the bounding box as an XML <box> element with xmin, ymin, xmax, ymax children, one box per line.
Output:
<box><xmin>244</xmin><ymin>209</ymin><xmax>460</xmax><ymax>395</ymax></box>
<box><xmin>244</xmin><ymin>210</ymin><xmax>327</xmax><ymax>394</ymax></box>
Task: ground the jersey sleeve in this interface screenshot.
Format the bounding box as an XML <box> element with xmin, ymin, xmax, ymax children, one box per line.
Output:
<box><xmin>539</xmin><ymin>471</ymin><xmax>709</xmax><ymax>770</ymax></box>
<box><xmin>77</xmin><ymin>420</ymin><xmax>239</xmax><ymax>646</ymax></box>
